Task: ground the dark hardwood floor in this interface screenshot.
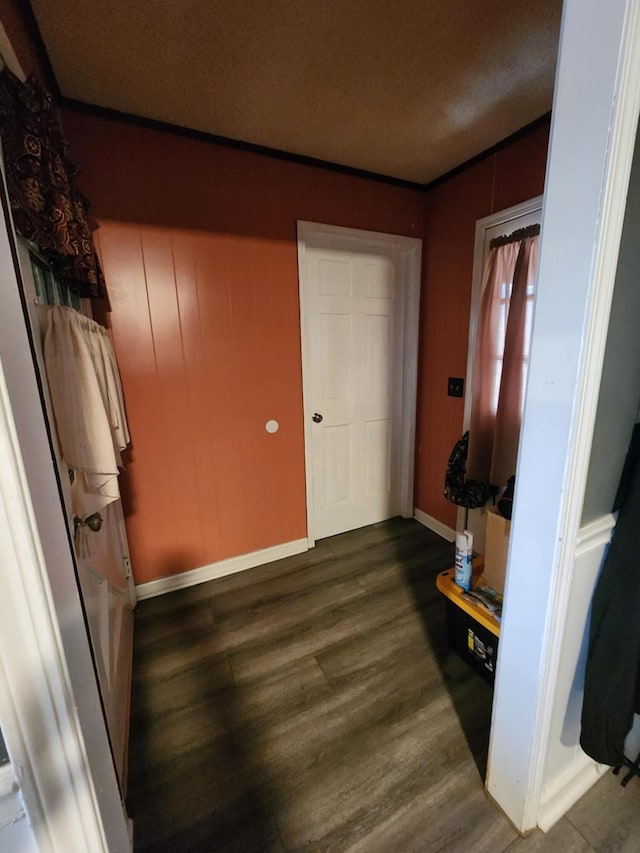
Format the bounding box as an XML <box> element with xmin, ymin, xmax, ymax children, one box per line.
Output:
<box><xmin>127</xmin><ymin>518</ymin><xmax>640</xmax><ymax>852</ymax></box>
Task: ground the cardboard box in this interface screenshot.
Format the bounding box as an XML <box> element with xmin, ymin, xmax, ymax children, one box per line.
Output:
<box><xmin>483</xmin><ymin>507</ymin><xmax>511</xmax><ymax>595</ymax></box>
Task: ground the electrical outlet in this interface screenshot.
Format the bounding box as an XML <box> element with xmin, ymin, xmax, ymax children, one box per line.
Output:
<box><xmin>448</xmin><ymin>377</ymin><xmax>464</xmax><ymax>397</ymax></box>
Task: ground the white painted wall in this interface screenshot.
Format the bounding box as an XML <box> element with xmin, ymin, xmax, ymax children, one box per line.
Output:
<box><xmin>487</xmin><ymin>0</ymin><xmax>640</xmax><ymax>832</ymax></box>
<box><xmin>537</xmin><ymin>515</ymin><xmax>613</xmax><ymax>830</ymax></box>
<box><xmin>537</xmin><ymin>97</ymin><xmax>640</xmax><ymax>830</ymax></box>
<box><xmin>535</xmin><ymin>109</ymin><xmax>640</xmax><ymax>829</ymax></box>
<box><xmin>0</xmin><ymin>815</ymin><xmax>39</xmax><ymax>853</ymax></box>
<box><xmin>582</xmin><ymin>123</ymin><xmax>640</xmax><ymax>524</ymax></box>
<box><xmin>0</xmin><ymin>765</ymin><xmax>39</xmax><ymax>853</ymax></box>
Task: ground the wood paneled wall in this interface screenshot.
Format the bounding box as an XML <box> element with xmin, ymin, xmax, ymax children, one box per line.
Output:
<box><xmin>414</xmin><ymin>121</ymin><xmax>550</xmax><ymax>529</ymax></box>
<box><xmin>63</xmin><ymin>110</ymin><xmax>425</xmax><ymax>582</ymax></box>
<box><xmin>94</xmin><ymin>224</ymin><xmax>310</xmax><ymax>581</ymax></box>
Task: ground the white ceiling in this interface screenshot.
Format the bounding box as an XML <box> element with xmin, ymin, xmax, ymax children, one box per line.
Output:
<box><xmin>31</xmin><ymin>0</ymin><xmax>562</xmax><ymax>185</ymax></box>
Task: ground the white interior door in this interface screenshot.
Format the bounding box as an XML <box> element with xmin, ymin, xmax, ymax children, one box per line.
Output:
<box><xmin>75</xmin><ymin>500</ymin><xmax>134</xmax><ymax>788</ymax></box>
<box><xmin>17</xmin><ymin>241</ymin><xmax>135</xmax><ymax>791</ymax></box>
<box><xmin>299</xmin><ymin>224</ymin><xmax>421</xmax><ymax>542</ymax></box>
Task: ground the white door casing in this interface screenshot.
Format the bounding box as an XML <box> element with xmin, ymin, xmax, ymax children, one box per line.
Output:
<box><xmin>487</xmin><ymin>0</ymin><xmax>640</xmax><ymax>832</ymax></box>
<box><xmin>298</xmin><ymin>222</ymin><xmax>421</xmax><ymax>545</ymax></box>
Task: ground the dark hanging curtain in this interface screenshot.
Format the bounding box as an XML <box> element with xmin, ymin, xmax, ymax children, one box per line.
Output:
<box><xmin>0</xmin><ymin>67</ymin><xmax>107</xmax><ymax>300</ymax></box>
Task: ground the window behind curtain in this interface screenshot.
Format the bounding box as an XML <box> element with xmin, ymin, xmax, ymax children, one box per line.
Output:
<box><xmin>29</xmin><ymin>245</ymin><xmax>81</xmax><ymax>310</ymax></box>
<box><xmin>467</xmin><ymin>229</ymin><xmax>540</xmax><ymax>486</ymax></box>
<box><xmin>492</xmin><ymin>275</ymin><xmax>536</xmax><ymax>419</ymax></box>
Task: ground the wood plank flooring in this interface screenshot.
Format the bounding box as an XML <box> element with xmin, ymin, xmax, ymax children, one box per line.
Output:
<box><xmin>127</xmin><ymin>518</ymin><xmax>640</xmax><ymax>852</ymax></box>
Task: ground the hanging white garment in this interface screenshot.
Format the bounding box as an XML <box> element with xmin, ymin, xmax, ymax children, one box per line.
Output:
<box><xmin>42</xmin><ymin>305</ymin><xmax>129</xmax><ymax>519</ymax></box>
<box><xmin>85</xmin><ymin>323</ymin><xmax>130</xmax><ymax>463</ymax></box>
<box><xmin>99</xmin><ymin>328</ymin><xmax>129</xmax><ymax>453</ymax></box>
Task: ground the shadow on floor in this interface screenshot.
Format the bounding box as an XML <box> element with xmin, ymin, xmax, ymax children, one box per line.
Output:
<box><xmin>126</xmin><ymin>590</ymin><xmax>279</xmax><ymax>852</ymax></box>
<box><xmin>399</xmin><ymin>524</ymin><xmax>494</xmax><ymax>780</ymax></box>
<box><xmin>126</xmin><ymin>519</ymin><xmax>494</xmax><ymax>851</ymax></box>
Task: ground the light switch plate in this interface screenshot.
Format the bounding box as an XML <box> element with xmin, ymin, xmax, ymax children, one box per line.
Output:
<box><xmin>448</xmin><ymin>377</ymin><xmax>464</xmax><ymax>397</ymax></box>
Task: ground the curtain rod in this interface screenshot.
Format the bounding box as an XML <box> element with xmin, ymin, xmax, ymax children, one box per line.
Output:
<box><xmin>490</xmin><ymin>223</ymin><xmax>540</xmax><ymax>249</ymax></box>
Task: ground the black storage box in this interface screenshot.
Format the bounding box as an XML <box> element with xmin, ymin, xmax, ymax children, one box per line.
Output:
<box><xmin>445</xmin><ymin>599</ymin><xmax>499</xmax><ymax>686</ymax></box>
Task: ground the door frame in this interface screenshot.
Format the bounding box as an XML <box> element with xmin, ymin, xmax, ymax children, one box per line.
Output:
<box><xmin>0</xmin><ymin>152</ymin><xmax>131</xmax><ymax>849</ymax></box>
<box><xmin>297</xmin><ymin>221</ymin><xmax>422</xmax><ymax>547</ymax></box>
<box><xmin>487</xmin><ymin>0</ymin><xmax>640</xmax><ymax>831</ymax></box>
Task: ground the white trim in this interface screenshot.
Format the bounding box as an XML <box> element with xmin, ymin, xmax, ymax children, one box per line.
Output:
<box><xmin>297</xmin><ymin>221</ymin><xmax>422</xmax><ymax>546</ymax></box>
<box><xmin>535</xmin><ymin>512</ymin><xmax>615</xmax><ymax>830</ymax></box>
<box><xmin>136</xmin><ymin>538</ymin><xmax>309</xmax><ymax>600</ymax></box>
<box><xmin>297</xmin><ymin>222</ymin><xmax>316</xmax><ymax>549</ymax></box>
<box><xmin>487</xmin><ymin>0</ymin><xmax>640</xmax><ymax>832</ymax></box>
<box><xmin>413</xmin><ymin>508</ymin><xmax>457</xmax><ymax>542</ymax></box>
<box><xmin>537</xmin><ymin>755</ymin><xmax>608</xmax><ymax>832</ymax></box>
<box><xmin>462</xmin><ymin>194</ymin><xmax>543</xmax><ymax>431</ymax></box>
<box><xmin>520</xmin><ymin>0</ymin><xmax>640</xmax><ymax>831</ymax></box>
<box><xmin>399</xmin><ymin>248</ymin><xmax>422</xmax><ymax>519</ymax></box>
<box><xmin>0</xmin><ymin>361</ymin><xmax>112</xmax><ymax>852</ymax></box>
<box><xmin>575</xmin><ymin>512</ymin><xmax>617</xmax><ymax>556</ymax></box>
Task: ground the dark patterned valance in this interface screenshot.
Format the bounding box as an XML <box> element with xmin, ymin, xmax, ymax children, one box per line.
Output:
<box><xmin>0</xmin><ymin>67</ymin><xmax>107</xmax><ymax>300</ymax></box>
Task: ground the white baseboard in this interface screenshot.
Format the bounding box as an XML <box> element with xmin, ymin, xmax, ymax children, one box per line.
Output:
<box><xmin>136</xmin><ymin>538</ymin><xmax>309</xmax><ymax>600</ymax></box>
<box><xmin>537</xmin><ymin>754</ymin><xmax>608</xmax><ymax>832</ymax></box>
<box><xmin>413</xmin><ymin>508</ymin><xmax>456</xmax><ymax>542</ymax></box>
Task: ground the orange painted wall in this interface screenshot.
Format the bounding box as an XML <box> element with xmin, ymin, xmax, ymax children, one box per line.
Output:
<box><xmin>62</xmin><ymin>110</ymin><xmax>426</xmax><ymax>583</ymax></box>
<box><xmin>415</xmin><ymin>120</ymin><xmax>550</xmax><ymax>529</ymax></box>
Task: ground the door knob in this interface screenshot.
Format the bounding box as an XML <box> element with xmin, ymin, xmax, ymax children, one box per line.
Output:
<box><xmin>312</xmin><ymin>412</ymin><xmax>323</xmax><ymax>423</ymax></box>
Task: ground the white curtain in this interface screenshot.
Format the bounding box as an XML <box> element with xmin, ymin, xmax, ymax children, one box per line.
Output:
<box><xmin>467</xmin><ymin>231</ymin><xmax>540</xmax><ymax>487</ymax></box>
<box><xmin>41</xmin><ymin>305</ymin><xmax>129</xmax><ymax>522</ymax></box>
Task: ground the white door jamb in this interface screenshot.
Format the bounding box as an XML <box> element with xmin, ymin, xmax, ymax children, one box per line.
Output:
<box><xmin>487</xmin><ymin>0</ymin><xmax>640</xmax><ymax>831</ymax></box>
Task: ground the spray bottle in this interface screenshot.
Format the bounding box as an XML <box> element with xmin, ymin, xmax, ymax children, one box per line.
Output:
<box><xmin>454</xmin><ymin>529</ymin><xmax>473</xmax><ymax>591</ymax></box>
